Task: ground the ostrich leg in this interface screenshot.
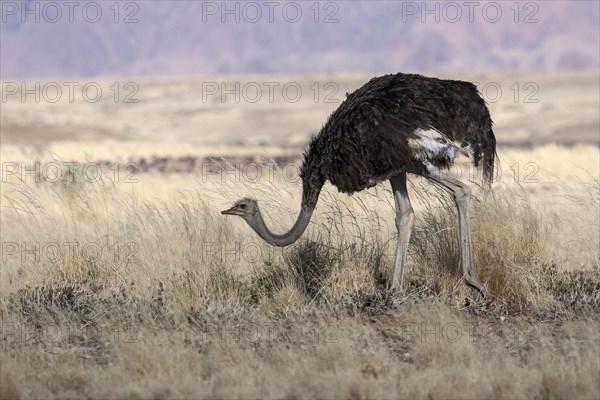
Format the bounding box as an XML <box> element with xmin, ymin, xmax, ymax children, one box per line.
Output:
<box><xmin>425</xmin><ymin>168</ymin><xmax>487</xmax><ymax>298</ymax></box>
<box><xmin>389</xmin><ymin>173</ymin><xmax>415</xmax><ymax>290</ymax></box>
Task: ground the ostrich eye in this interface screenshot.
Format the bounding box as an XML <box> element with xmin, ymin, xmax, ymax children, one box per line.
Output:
<box><xmin>239</xmin><ymin>204</ymin><xmax>247</xmax><ymax>209</ymax></box>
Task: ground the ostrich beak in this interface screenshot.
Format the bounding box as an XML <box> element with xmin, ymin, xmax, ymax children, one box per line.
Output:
<box><xmin>221</xmin><ymin>206</ymin><xmax>238</xmax><ymax>216</ymax></box>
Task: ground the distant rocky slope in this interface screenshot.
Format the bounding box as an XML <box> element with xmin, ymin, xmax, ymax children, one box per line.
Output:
<box><xmin>1</xmin><ymin>1</ymin><xmax>598</xmax><ymax>79</ymax></box>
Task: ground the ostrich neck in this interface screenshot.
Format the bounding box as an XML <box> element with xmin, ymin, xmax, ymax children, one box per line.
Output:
<box><xmin>248</xmin><ymin>180</ymin><xmax>322</xmax><ymax>247</ymax></box>
<box><xmin>250</xmin><ymin>205</ymin><xmax>313</xmax><ymax>247</ymax></box>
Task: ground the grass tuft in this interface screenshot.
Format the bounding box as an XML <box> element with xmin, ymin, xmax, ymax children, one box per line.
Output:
<box><xmin>410</xmin><ymin>184</ymin><xmax>559</xmax><ymax>309</ymax></box>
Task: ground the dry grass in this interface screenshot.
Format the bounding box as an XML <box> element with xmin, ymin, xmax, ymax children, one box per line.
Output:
<box><xmin>1</xmin><ymin>145</ymin><xmax>599</xmax><ymax>399</ymax></box>
<box><xmin>409</xmin><ymin>185</ymin><xmax>558</xmax><ymax>309</ymax></box>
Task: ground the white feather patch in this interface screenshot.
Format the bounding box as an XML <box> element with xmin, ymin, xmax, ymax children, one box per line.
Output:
<box><xmin>408</xmin><ymin>128</ymin><xmax>459</xmax><ymax>162</ymax></box>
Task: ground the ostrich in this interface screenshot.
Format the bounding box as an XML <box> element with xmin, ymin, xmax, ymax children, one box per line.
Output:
<box><xmin>222</xmin><ymin>73</ymin><xmax>497</xmax><ymax>297</ymax></box>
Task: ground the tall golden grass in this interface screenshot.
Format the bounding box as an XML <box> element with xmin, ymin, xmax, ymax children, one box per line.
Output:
<box><xmin>1</xmin><ymin>146</ymin><xmax>599</xmax><ymax>398</ymax></box>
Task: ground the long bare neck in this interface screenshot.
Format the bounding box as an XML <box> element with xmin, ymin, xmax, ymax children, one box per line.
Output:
<box><xmin>247</xmin><ymin>180</ymin><xmax>323</xmax><ymax>247</ymax></box>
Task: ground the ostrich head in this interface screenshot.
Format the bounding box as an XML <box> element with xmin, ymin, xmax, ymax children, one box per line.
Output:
<box><xmin>221</xmin><ymin>196</ymin><xmax>314</xmax><ymax>247</ymax></box>
<box><xmin>221</xmin><ymin>197</ymin><xmax>259</xmax><ymax>220</ymax></box>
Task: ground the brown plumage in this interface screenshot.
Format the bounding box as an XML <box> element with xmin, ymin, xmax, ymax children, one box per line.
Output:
<box><xmin>301</xmin><ymin>73</ymin><xmax>497</xmax><ymax>205</ymax></box>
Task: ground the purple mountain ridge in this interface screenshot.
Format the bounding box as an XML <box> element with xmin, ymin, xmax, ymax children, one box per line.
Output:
<box><xmin>1</xmin><ymin>1</ymin><xmax>598</xmax><ymax>79</ymax></box>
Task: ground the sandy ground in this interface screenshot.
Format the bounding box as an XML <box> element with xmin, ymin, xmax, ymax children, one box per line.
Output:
<box><xmin>1</xmin><ymin>71</ymin><xmax>598</xmax><ymax>163</ymax></box>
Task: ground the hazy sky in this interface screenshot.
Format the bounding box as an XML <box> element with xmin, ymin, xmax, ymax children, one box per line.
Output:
<box><xmin>1</xmin><ymin>1</ymin><xmax>599</xmax><ymax>78</ymax></box>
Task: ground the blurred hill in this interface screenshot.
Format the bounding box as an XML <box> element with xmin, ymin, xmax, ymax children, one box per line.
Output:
<box><xmin>1</xmin><ymin>1</ymin><xmax>598</xmax><ymax>79</ymax></box>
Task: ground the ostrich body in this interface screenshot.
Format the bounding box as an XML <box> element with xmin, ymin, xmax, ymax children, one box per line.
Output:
<box><xmin>222</xmin><ymin>73</ymin><xmax>497</xmax><ymax>297</ymax></box>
